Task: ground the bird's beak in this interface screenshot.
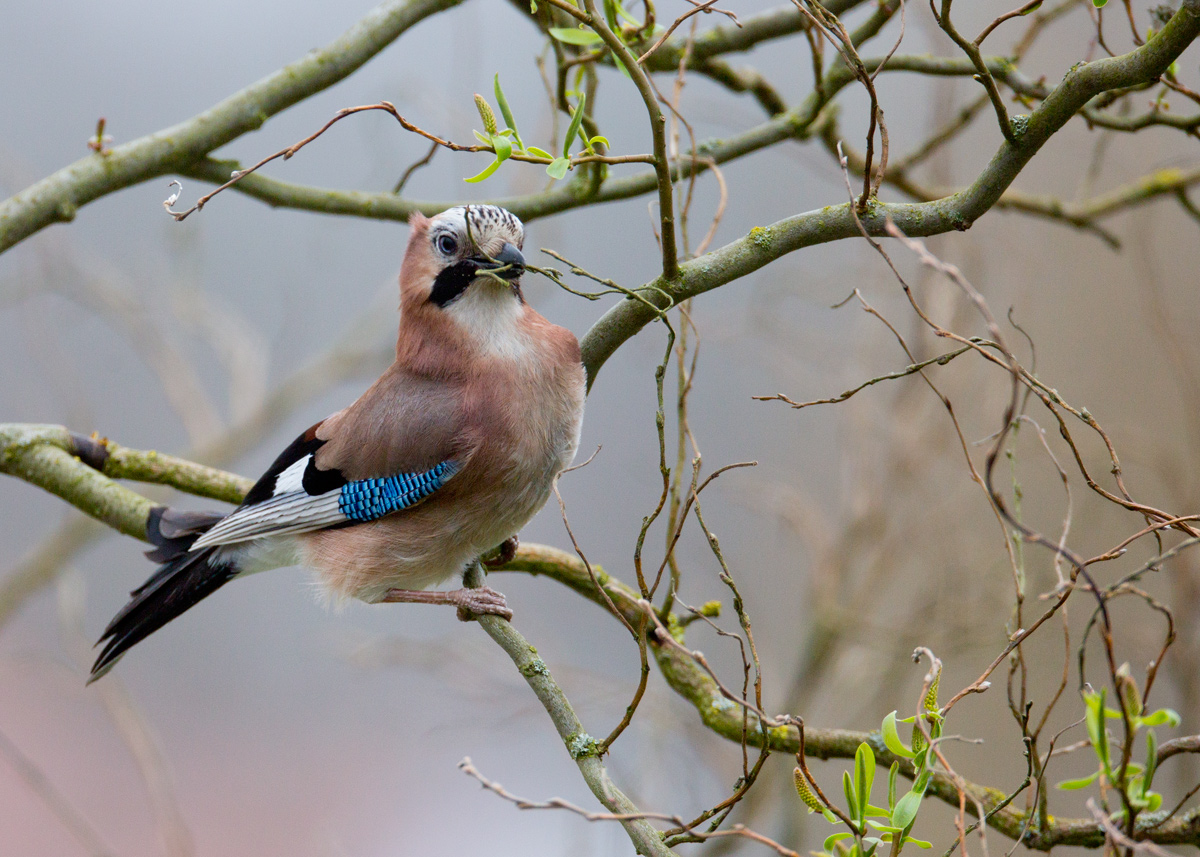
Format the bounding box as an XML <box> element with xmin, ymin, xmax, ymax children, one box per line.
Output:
<box><xmin>475</xmin><ymin>242</ymin><xmax>525</xmax><ymax>281</ymax></box>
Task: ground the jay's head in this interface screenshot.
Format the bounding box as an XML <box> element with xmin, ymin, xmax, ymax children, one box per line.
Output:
<box><xmin>402</xmin><ymin>205</ymin><xmax>527</xmax><ymax>312</ymax></box>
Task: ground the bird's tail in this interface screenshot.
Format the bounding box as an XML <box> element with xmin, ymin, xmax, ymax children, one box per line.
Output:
<box><xmin>89</xmin><ymin>507</ymin><xmax>237</xmax><ymax>682</ymax></box>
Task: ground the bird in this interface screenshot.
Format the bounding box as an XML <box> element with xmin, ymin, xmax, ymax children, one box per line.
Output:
<box><xmin>90</xmin><ymin>204</ymin><xmax>586</xmax><ymax>681</ymax></box>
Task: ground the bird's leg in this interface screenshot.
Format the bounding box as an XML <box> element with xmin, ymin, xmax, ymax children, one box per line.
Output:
<box><xmin>482</xmin><ymin>535</ymin><xmax>518</xmax><ymax>568</ymax></box>
<box><xmin>378</xmin><ymin>586</ymin><xmax>513</xmax><ymax>622</ymax></box>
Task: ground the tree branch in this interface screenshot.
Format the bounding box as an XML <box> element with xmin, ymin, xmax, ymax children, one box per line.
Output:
<box><xmin>580</xmin><ymin>0</ymin><xmax>1200</xmax><ymax>384</ymax></box>
<box><xmin>0</xmin><ymin>0</ymin><xmax>462</xmax><ymax>253</ymax></box>
<box><xmin>493</xmin><ymin>551</ymin><xmax>1200</xmax><ymax>850</ymax></box>
<box><xmin>176</xmin><ymin>54</ymin><xmax>1023</xmax><ymax>228</ymax></box>
<box><xmin>3</xmin><ymin>425</ymin><xmax>1200</xmax><ymax>848</ymax></box>
<box><xmin>467</xmin><ymin>561</ymin><xmax>678</xmax><ymax>857</ymax></box>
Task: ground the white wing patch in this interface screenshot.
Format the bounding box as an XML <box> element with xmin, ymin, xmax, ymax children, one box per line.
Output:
<box><xmin>191</xmin><ymin>491</ymin><xmax>346</xmax><ymax>550</ymax></box>
<box><xmin>272</xmin><ymin>455</ymin><xmax>311</xmax><ymax>495</ymax></box>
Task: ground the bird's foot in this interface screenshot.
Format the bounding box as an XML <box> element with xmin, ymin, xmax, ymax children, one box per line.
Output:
<box><xmin>378</xmin><ymin>585</ymin><xmax>512</xmax><ymax>622</ymax></box>
<box><xmin>452</xmin><ymin>585</ymin><xmax>512</xmax><ymax>622</ymax></box>
<box><xmin>482</xmin><ymin>535</ymin><xmax>518</xmax><ymax>569</ymax></box>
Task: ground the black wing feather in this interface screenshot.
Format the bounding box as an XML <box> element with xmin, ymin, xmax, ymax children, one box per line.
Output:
<box><xmin>241</xmin><ymin>420</ymin><xmax>345</xmax><ymax>506</ymax></box>
<box><xmin>90</xmin><ymin>420</ymin><xmax>350</xmax><ymax>682</ymax></box>
<box><xmin>90</xmin><ymin>546</ymin><xmax>237</xmax><ymax>682</ymax></box>
<box><xmin>144</xmin><ymin>506</ymin><xmax>226</xmax><ymax>563</ymax></box>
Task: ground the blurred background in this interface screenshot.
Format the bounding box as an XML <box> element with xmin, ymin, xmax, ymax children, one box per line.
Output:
<box><xmin>2</xmin><ymin>0</ymin><xmax>1199</xmax><ymax>854</ymax></box>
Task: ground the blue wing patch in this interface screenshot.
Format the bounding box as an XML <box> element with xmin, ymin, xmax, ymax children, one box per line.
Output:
<box><xmin>337</xmin><ymin>460</ymin><xmax>460</xmax><ymax>523</ymax></box>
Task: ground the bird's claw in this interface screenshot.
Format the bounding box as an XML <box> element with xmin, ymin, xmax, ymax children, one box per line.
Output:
<box><xmin>453</xmin><ymin>585</ymin><xmax>513</xmax><ymax>622</ymax></box>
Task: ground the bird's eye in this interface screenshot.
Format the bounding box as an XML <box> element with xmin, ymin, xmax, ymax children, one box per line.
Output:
<box><xmin>436</xmin><ymin>234</ymin><xmax>459</xmax><ymax>256</ymax></box>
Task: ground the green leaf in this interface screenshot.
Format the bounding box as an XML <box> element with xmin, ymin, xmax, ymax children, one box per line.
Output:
<box><xmin>588</xmin><ymin>134</ymin><xmax>610</xmax><ymax>149</ymax></box>
<box><xmin>844</xmin><ymin>770</ymin><xmax>858</xmax><ymax>823</ymax></box>
<box><xmin>867</xmin><ymin>820</ymin><xmax>901</xmax><ymax>833</ymax></box>
<box><xmin>891</xmin><ymin>790</ymin><xmax>922</xmax><ymax>830</ymax></box>
<box><xmin>490</xmin><ymin>133</ymin><xmax>512</xmax><ymax>162</ymax></box>
<box><xmin>1092</xmin><ymin>0</ymin><xmax>1107</xmax><ymax>6</ymax></box>
<box><xmin>912</xmin><ymin>748</ymin><xmax>928</xmax><ymax>772</ymax></box>
<box><xmin>883</xmin><ymin>712</ymin><xmax>916</xmax><ymax>759</ymax></box>
<box><xmin>548</xmin><ymin>26</ymin><xmax>603</xmax><ymax>45</ymax></box>
<box><xmin>1056</xmin><ymin>771</ymin><xmax>1101</xmax><ymax>791</ymax></box>
<box><xmin>526</xmin><ymin>146</ymin><xmax>554</xmax><ymax>160</ymax></box>
<box><xmin>1139</xmin><ymin>709</ymin><xmax>1181</xmax><ymax>727</ymax></box>
<box><xmin>855</xmin><ymin>744</ymin><xmax>876</xmax><ymax>822</ymax></box>
<box><xmin>888</xmin><ymin>762</ymin><xmax>899</xmax><ymax>810</ymax></box>
<box><xmin>546</xmin><ymin>157</ymin><xmax>570</xmax><ymax>179</ymax></box>
<box><xmin>1085</xmin><ymin>688</ymin><xmax>1110</xmax><ymax>767</ymax></box>
<box><xmin>611</xmin><ymin>0</ymin><xmax>639</xmax><ymax>26</ymax></box>
<box><xmin>1145</xmin><ymin>730</ymin><xmax>1158</xmax><ymax>791</ymax></box>
<box><xmin>562</xmin><ymin>92</ymin><xmax>587</xmax><ymax>157</ymax></box>
<box><xmin>464</xmin><ymin>157</ymin><xmax>503</xmax><ymax>184</ymax></box>
<box><xmin>902</xmin><ymin>836</ymin><xmax>933</xmax><ymax>848</ymax></box>
<box><xmin>1145</xmin><ymin>791</ymin><xmax>1163</xmax><ymax>812</ymax></box>
<box><xmin>602</xmin><ymin>0</ymin><xmax>619</xmax><ymax>28</ymax></box>
<box><xmin>912</xmin><ymin>769</ymin><xmax>930</xmax><ymax>794</ymax></box>
<box><xmin>613</xmin><ymin>55</ymin><xmax>632</xmax><ymax>79</ymax></box>
<box><xmin>493</xmin><ymin>74</ymin><xmax>524</xmax><ymax>150</ymax></box>
<box><xmin>824</xmin><ymin>832</ymin><xmax>854</xmax><ymax>852</ymax></box>
<box><xmin>473</xmin><ymin>130</ymin><xmax>492</xmax><ymax>145</ymax></box>
<box><xmin>866</xmin><ymin>804</ymin><xmax>891</xmax><ymax>819</ymax></box>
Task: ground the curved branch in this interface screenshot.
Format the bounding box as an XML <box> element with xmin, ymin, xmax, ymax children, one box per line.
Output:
<box><xmin>494</xmin><ymin>552</ymin><xmax>1200</xmax><ymax>850</ymax></box>
<box><xmin>469</xmin><ymin>563</ymin><xmax>677</xmax><ymax>857</ymax></box>
<box><xmin>0</xmin><ymin>0</ymin><xmax>461</xmax><ymax>253</ymax></box>
<box><xmin>177</xmin><ymin>54</ymin><xmax>1023</xmax><ymax>227</ymax></box>
<box><xmin>641</xmin><ymin>0</ymin><xmax>868</xmax><ymax>71</ymax></box>
<box><xmin>3</xmin><ymin>425</ymin><xmax>1199</xmax><ymax>848</ymax></box>
<box><xmin>579</xmin><ymin>0</ymin><xmax>1200</xmax><ymax>384</ymax></box>
<box><xmin>0</xmin><ymin>424</ymin><xmax>250</xmax><ymax>541</ymax></box>
<box><xmin>0</xmin><ymin>432</ymin><xmax>670</xmax><ymax>856</ymax></box>
<box><xmin>833</xmin><ymin>130</ymin><xmax>1200</xmax><ymax>245</ymax></box>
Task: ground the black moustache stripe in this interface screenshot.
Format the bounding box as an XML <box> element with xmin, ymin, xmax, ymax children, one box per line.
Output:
<box><xmin>428</xmin><ymin>260</ymin><xmax>478</xmax><ymax>307</ymax></box>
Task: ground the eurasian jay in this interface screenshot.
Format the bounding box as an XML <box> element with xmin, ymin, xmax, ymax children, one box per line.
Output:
<box><xmin>90</xmin><ymin>205</ymin><xmax>586</xmax><ymax>681</ymax></box>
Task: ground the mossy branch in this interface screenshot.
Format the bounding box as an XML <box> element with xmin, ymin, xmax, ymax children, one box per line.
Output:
<box><xmin>4</xmin><ymin>426</ymin><xmax>1200</xmax><ymax>848</ymax></box>
<box><xmin>0</xmin><ymin>0</ymin><xmax>463</xmax><ymax>253</ymax></box>
<box><xmin>580</xmin><ymin>0</ymin><xmax>1200</xmax><ymax>385</ymax></box>
<box><xmin>0</xmin><ymin>424</ymin><xmax>251</xmax><ymax>541</ymax></box>
<box><xmin>466</xmin><ymin>562</ymin><xmax>678</xmax><ymax>857</ymax></box>
<box><xmin>0</xmin><ymin>425</ymin><xmax>676</xmax><ymax>855</ymax></box>
<box><xmin>494</xmin><ymin>552</ymin><xmax>1200</xmax><ymax>850</ymax></box>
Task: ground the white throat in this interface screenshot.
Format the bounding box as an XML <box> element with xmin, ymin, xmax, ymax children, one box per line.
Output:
<box><xmin>445</xmin><ymin>283</ymin><xmax>529</xmax><ymax>360</ymax></box>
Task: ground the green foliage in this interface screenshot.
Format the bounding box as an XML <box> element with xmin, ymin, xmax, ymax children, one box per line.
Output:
<box><xmin>548</xmin><ymin>26</ymin><xmax>604</xmax><ymax>46</ymax></box>
<box><xmin>1055</xmin><ymin>680</ymin><xmax>1180</xmax><ymax>815</ymax></box>
<box><xmin>466</xmin><ymin>92</ymin><xmax>511</xmax><ymax>184</ymax></box>
<box><xmin>563</xmin><ymin>92</ymin><xmax>587</xmax><ymax>158</ymax></box>
<box><xmin>459</xmin><ymin>3</ymin><xmax>661</xmax><ymax>185</ymax></box>
<box><xmin>493</xmin><ymin>74</ymin><xmax>524</xmax><ymax>151</ymax></box>
<box><xmin>798</xmin><ymin>673</ymin><xmax>944</xmax><ymax>857</ymax></box>
<box><xmin>465</xmin><ymin>77</ymin><xmax>607</xmax><ymax>184</ymax></box>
